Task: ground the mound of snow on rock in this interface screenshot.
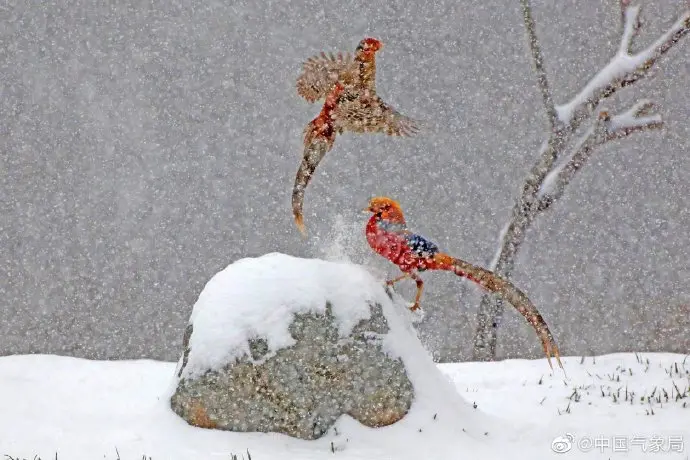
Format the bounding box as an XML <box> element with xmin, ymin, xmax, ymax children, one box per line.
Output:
<box><xmin>174</xmin><ymin>252</ymin><xmax>510</xmax><ymax>456</ymax></box>
<box><xmin>178</xmin><ymin>253</ymin><xmax>388</xmax><ymax>380</ymax></box>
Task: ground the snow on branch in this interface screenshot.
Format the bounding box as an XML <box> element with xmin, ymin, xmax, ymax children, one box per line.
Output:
<box><xmin>556</xmin><ymin>6</ymin><xmax>690</xmax><ymax>128</ymax></box>
<box><xmin>618</xmin><ymin>5</ymin><xmax>642</xmax><ymax>55</ymax></box>
<box><xmin>604</xmin><ymin>99</ymin><xmax>663</xmax><ymax>138</ymax></box>
<box><xmin>537</xmin><ymin>102</ymin><xmax>663</xmax><ymax>211</ymax></box>
<box><xmin>525</xmin><ymin>3</ymin><xmax>688</xmax><ymax>211</ymax></box>
<box><xmin>473</xmin><ymin>1</ymin><xmax>688</xmax><ymax>363</ymax></box>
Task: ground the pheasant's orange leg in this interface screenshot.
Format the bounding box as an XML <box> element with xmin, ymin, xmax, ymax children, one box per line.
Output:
<box><xmin>386</xmin><ymin>273</ymin><xmax>410</xmax><ymax>287</ymax></box>
<box><xmin>410</xmin><ymin>273</ymin><xmax>424</xmax><ymax>311</ymax></box>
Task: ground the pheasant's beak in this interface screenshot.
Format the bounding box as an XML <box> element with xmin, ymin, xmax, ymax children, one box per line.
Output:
<box><xmin>362</xmin><ymin>206</ymin><xmax>373</xmax><ymax>214</ymax></box>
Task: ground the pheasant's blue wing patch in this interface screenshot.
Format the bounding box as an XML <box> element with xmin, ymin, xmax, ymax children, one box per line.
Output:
<box><xmin>405</xmin><ymin>233</ymin><xmax>440</xmax><ymax>258</ymax></box>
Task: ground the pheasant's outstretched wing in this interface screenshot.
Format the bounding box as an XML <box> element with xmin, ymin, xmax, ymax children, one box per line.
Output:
<box><xmin>336</xmin><ymin>95</ymin><xmax>420</xmax><ymax>137</ymax></box>
<box><xmin>296</xmin><ymin>52</ymin><xmax>356</xmax><ymax>103</ymax></box>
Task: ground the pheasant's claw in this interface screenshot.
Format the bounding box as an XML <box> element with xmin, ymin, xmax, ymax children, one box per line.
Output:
<box><xmin>386</xmin><ymin>273</ymin><xmax>411</xmax><ymax>287</ymax></box>
<box><xmin>406</xmin><ymin>302</ymin><xmax>425</xmax><ymax>324</ymax></box>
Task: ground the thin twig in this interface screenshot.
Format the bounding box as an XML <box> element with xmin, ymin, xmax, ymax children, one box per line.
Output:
<box><xmin>538</xmin><ymin>102</ymin><xmax>664</xmax><ymax>211</ymax></box>
<box><xmin>520</xmin><ymin>0</ymin><xmax>558</xmax><ymax>129</ymax></box>
<box><xmin>557</xmin><ymin>7</ymin><xmax>690</xmax><ymax>130</ymax></box>
<box><xmin>619</xmin><ymin>4</ymin><xmax>642</xmax><ymax>55</ymax></box>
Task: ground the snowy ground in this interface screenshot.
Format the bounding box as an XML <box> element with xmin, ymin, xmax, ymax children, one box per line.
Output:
<box><xmin>2</xmin><ymin>254</ymin><xmax>687</xmax><ymax>460</ymax></box>
<box><xmin>1</xmin><ymin>352</ymin><xmax>688</xmax><ymax>460</ymax></box>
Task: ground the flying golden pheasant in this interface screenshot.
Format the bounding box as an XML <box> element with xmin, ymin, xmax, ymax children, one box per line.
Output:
<box><xmin>292</xmin><ymin>38</ymin><xmax>420</xmax><ymax>236</ymax></box>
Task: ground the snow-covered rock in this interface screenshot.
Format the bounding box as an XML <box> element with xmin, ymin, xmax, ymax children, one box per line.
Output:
<box><xmin>171</xmin><ymin>253</ymin><xmax>444</xmax><ymax>439</ymax></box>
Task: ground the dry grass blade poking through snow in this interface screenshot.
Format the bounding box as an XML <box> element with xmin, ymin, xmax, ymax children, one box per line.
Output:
<box><xmin>472</xmin><ymin>1</ymin><xmax>690</xmax><ymax>361</ymax></box>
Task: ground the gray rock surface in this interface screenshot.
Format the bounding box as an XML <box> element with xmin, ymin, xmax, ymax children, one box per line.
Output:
<box><xmin>170</xmin><ymin>300</ymin><xmax>414</xmax><ymax>440</ymax></box>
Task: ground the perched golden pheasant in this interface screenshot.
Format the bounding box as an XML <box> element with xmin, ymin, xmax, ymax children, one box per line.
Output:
<box><xmin>364</xmin><ymin>196</ymin><xmax>564</xmax><ymax>371</ymax></box>
<box><xmin>292</xmin><ymin>38</ymin><xmax>419</xmax><ymax>235</ymax></box>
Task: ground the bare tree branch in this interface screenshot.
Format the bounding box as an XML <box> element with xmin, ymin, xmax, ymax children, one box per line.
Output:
<box><xmin>472</xmin><ymin>3</ymin><xmax>689</xmax><ymax>362</ymax></box>
<box><xmin>520</xmin><ymin>0</ymin><xmax>558</xmax><ymax>129</ymax></box>
<box><xmin>531</xmin><ymin>5</ymin><xmax>686</xmax><ymax>210</ymax></box>
<box><xmin>604</xmin><ymin>100</ymin><xmax>663</xmax><ymax>138</ymax></box>
<box><xmin>537</xmin><ymin>102</ymin><xmax>664</xmax><ymax>212</ymax></box>
<box><xmin>512</xmin><ymin>4</ymin><xmax>688</xmax><ymax>216</ymax></box>
<box><xmin>522</xmin><ymin>5</ymin><xmax>688</xmax><ymax>209</ymax></box>
<box><xmin>557</xmin><ymin>6</ymin><xmax>690</xmax><ymax>130</ymax></box>
<box><xmin>619</xmin><ymin>3</ymin><xmax>642</xmax><ymax>55</ymax></box>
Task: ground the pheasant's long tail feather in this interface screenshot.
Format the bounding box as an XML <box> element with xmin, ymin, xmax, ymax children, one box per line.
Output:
<box><xmin>292</xmin><ymin>137</ymin><xmax>332</xmax><ymax>236</ymax></box>
<box><xmin>433</xmin><ymin>253</ymin><xmax>564</xmax><ymax>372</ymax></box>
